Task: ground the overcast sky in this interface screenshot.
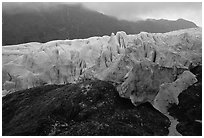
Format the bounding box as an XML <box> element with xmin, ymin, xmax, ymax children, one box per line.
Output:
<box><xmin>81</xmin><ymin>2</ymin><xmax>202</xmax><ymax>26</ymax></box>
<box><xmin>3</xmin><ymin>2</ymin><xmax>202</xmax><ymax>26</ymax></box>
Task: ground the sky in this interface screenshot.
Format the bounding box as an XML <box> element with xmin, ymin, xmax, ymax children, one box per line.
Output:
<box><xmin>80</xmin><ymin>2</ymin><xmax>202</xmax><ymax>26</ymax></box>
<box><xmin>2</xmin><ymin>2</ymin><xmax>202</xmax><ymax>26</ymax></box>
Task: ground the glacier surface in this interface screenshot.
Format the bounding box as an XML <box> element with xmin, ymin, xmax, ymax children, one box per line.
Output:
<box><xmin>2</xmin><ymin>28</ymin><xmax>201</xmax><ymax>112</ymax></box>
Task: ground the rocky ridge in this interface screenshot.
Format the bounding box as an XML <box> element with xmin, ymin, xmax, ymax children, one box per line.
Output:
<box><xmin>2</xmin><ymin>80</ymin><xmax>171</xmax><ymax>136</ymax></box>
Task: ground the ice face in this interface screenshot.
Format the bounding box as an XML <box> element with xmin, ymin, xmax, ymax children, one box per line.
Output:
<box><xmin>2</xmin><ymin>28</ymin><xmax>201</xmax><ymax>102</ymax></box>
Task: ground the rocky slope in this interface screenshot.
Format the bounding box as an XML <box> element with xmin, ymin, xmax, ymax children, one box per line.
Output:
<box><xmin>2</xmin><ymin>80</ymin><xmax>170</xmax><ymax>136</ymax></box>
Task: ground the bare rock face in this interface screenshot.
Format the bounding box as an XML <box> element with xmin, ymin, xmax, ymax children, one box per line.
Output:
<box><xmin>2</xmin><ymin>28</ymin><xmax>201</xmax><ymax>108</ymax></box>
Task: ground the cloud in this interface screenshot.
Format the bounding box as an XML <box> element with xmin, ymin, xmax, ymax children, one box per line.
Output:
<box><xmin>2</xmin><ymin>2</ymin><xmax>202</xmax><ymax>26</ymax></box>
<box><xmin>81</xmin><ymin>2</ymin><xmax>202</xmax><ymax>26</ymax></box>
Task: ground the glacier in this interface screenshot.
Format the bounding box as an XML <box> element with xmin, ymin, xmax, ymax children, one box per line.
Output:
<box><xmin>2</xmin><ymin>28</ymin><xmax>202</xmax><ymax>135</ymax></box>
<box><xmin>3</xmin><ymin>27</ymin><xmax>201</xmax><ymax>96</ymax></box>
<box><xmin>3</xmin><ymin>28</ymin><xmax>201</xmax><ymax>103</ymax></box>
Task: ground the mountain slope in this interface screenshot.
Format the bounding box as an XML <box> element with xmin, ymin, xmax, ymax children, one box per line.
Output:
<box><xmin>2</xmin><ymin>79</ymin><xmax>170</xmax><ymax>136</ymax></box>
<box><xmin>2</xmin><ymin>3</ymin><xmax>197</xmax><ymax>45</ymax></box>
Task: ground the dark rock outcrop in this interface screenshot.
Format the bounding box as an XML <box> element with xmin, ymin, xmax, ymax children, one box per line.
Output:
<box><xmin>3</xmin><ymin>80</ymin><xmax>170</xmax><ymax>136</ymax></box>
<box><xmin>168</xmin><ymin>65</ymin><xmax>202</xmax><ymax>136</ymax></box>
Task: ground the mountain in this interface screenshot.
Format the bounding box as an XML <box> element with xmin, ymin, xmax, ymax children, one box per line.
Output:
<box><xmin>2</xmin><ymin>3</ymin><xmax>197</xmax><ymax>45</ymax></box>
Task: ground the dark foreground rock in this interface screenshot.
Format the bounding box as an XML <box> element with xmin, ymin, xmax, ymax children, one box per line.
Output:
<box><xmin>168</xmin><ymin>65</ymin><xmax>202</xmax><ymax>136</ymax></box>
<box><xmin>3</xmin><ymin>79</ymin><xmax>170</xmax><ymax>136</ymax></box>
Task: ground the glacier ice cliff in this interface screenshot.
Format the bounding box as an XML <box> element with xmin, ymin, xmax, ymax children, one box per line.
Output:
<box><xmin>2</xmin><ymin>28</ymin><xmax>201</xmax><ymax>109</ymax></box>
